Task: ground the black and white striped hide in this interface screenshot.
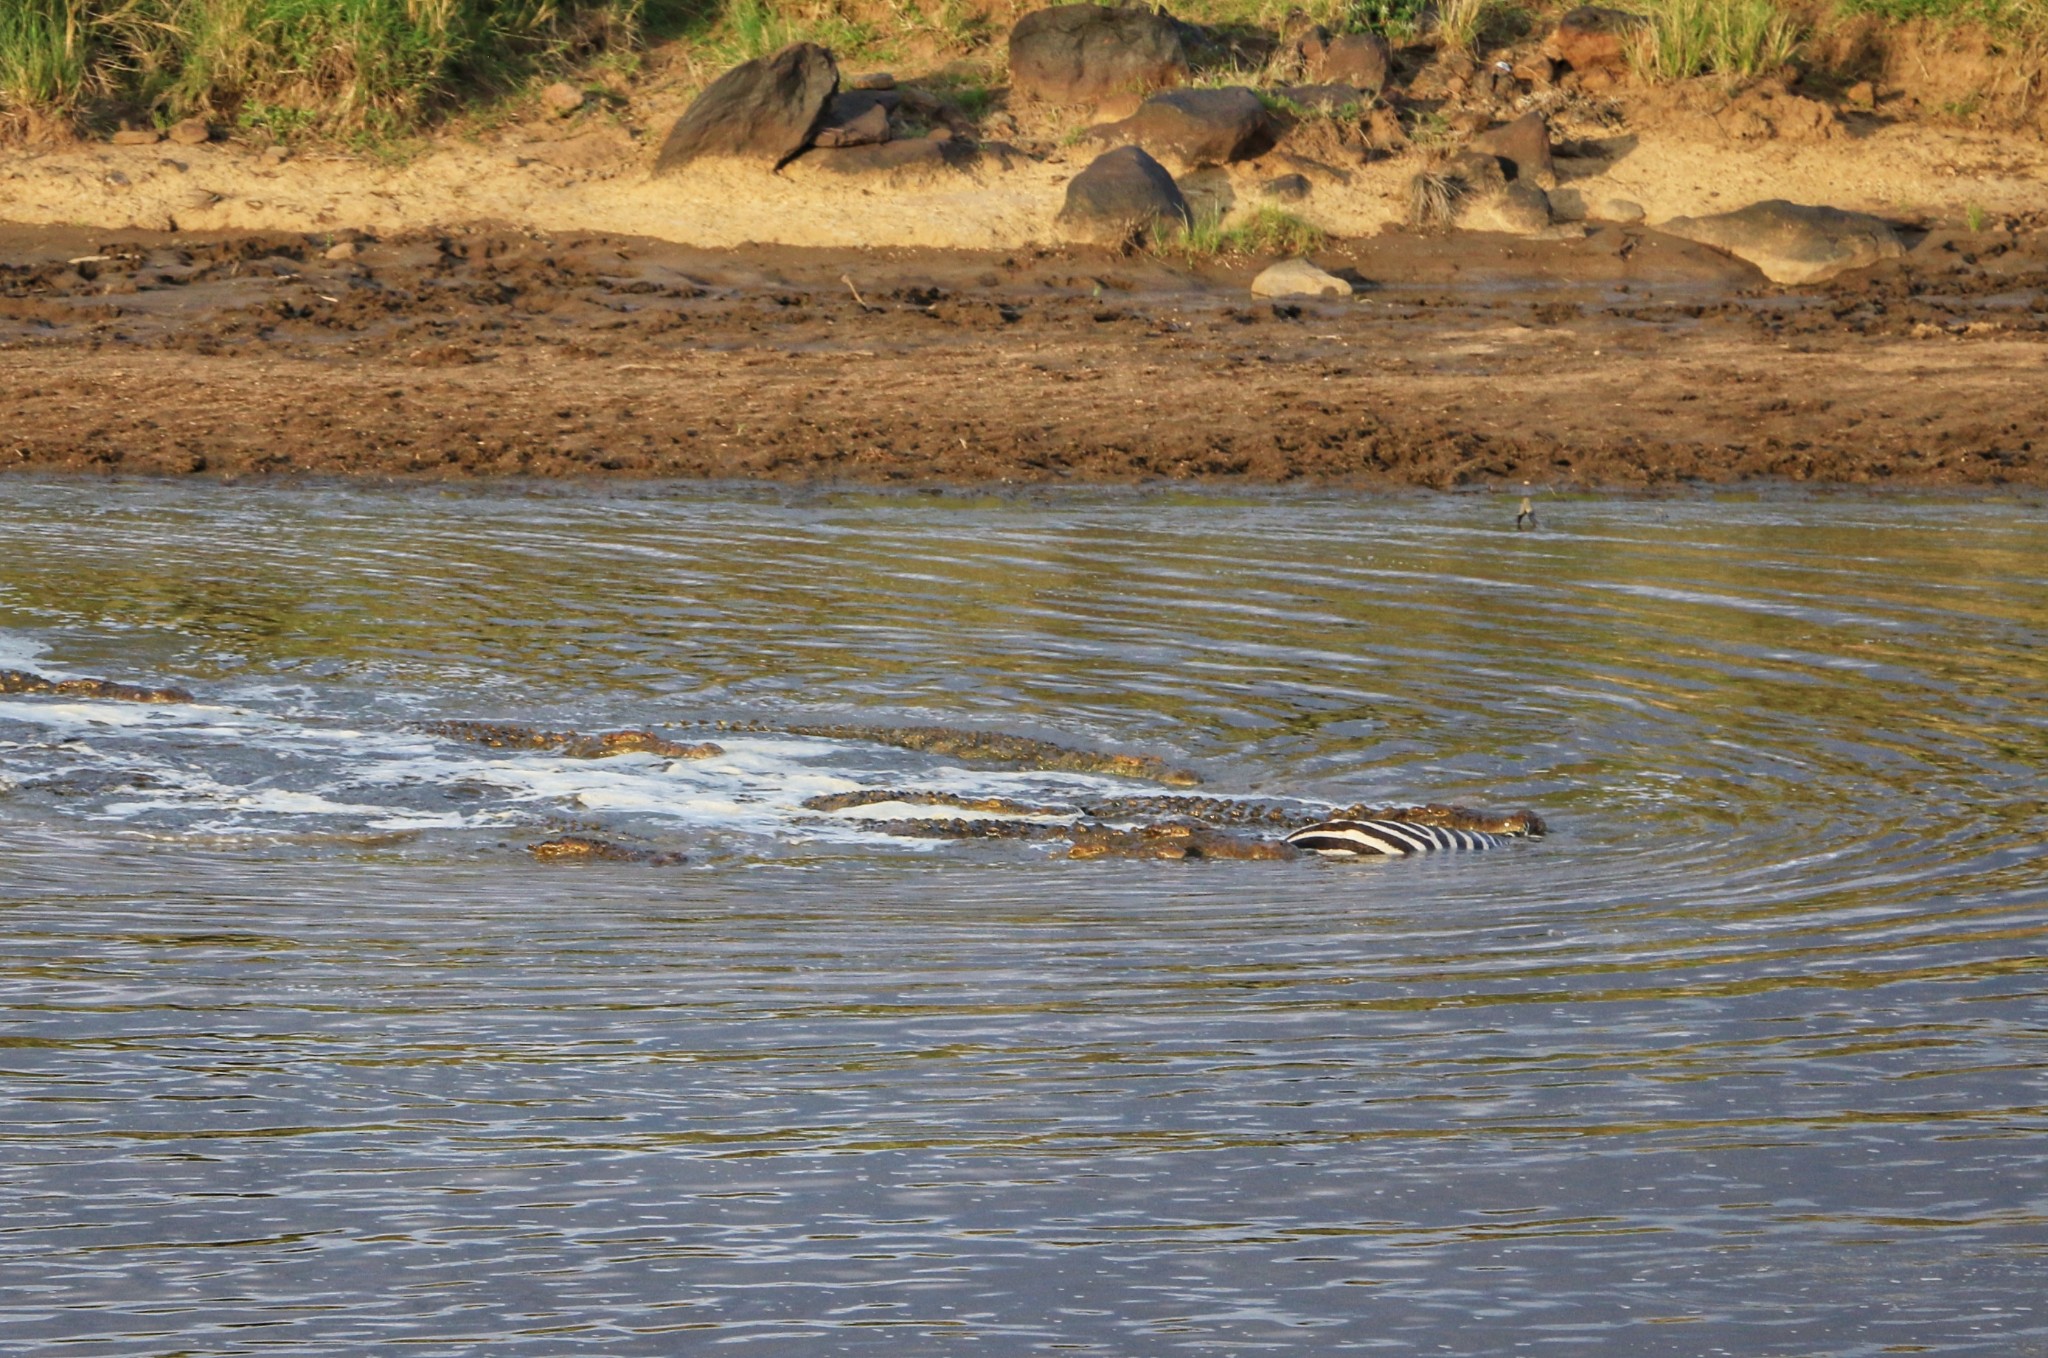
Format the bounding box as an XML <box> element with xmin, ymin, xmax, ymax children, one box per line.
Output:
<box><xmin>1284</xmin><ymin>818</ymin><xmax>1515</xmax><ymax>857</ymax></box>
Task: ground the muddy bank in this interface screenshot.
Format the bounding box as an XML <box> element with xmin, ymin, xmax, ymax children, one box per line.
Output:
<box><xmin>4</xmin><ymin>221</ymin><xmax>2046</xmax><ymax>488</ymax></box>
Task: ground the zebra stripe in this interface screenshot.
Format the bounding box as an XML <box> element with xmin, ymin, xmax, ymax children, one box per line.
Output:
<box><xmin>1284</xmin><ymin>818</ymin><xmax>1512</xmax><ymax>857</ymax></box>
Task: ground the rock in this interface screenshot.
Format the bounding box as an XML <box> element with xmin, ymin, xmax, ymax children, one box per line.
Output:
<box><xmin>1541</xmin><ymin>6</ymin><xmax>1650</xmax><ymax>75</ymax></box>
<box><xmin>1279</xmin><ymin>24</ymin><xmax>1391</xmax><ymax>94</ymax></box>
<box><xmin>110</xmin><ymin>127</ymin><xmax>162</xmax><ymax>146</ymax></box>
<box><xmin>324</xmin><ymin>240</ymin><xmax>360</xmax><ymax>262</ymax></box>
<box><xmin>812</xmin><ymin>95</ymin><xmax>891</xmax><ymax>147</ymax></box>
<box><xmin>1598</xmin><ymin>196</ymin><xmax>1645</xmax><ymax>223</ymax></box>
<box><xmin>1547</xmin><ymin>185</ymin><xmax>1588</xmax><ymax>220</ymax></box>
<box><xmin>1009</xmin><ymin>4</ymin><xmax>1189</xmax><ymax>105</ymax></box>
<box><xmin>653</xmin><ymin>42</ymin><xmax>838</xmax><ymax>174</ymax></box>
<box><xmin>847</xmin><ymin>71</ymin><xmax>896</xmax><ymax>91</ymax></box>
<box><xmin>1845</xmin><ymin>80</ymin><xmax>1876</xmax><ymax>109</ymax></box>
<box><xmin>167</xmin><ymin>117</ymin><xmax>212</xmax><ymax>146</ymax></box>
<box><xmin>1057</xmin><ymin>145</ymin><xmax>1190</xmax><ymax>247</ymax></box>
<box><xmin>1316</xmin><ymin>32</ymin><xmax>1393</xmax><ymax>94</ymax></box>
<box><xmin>791</xmin><ymin>137</ymin><xmax>970</xmax><ymax>179</ymax></box>
<box><xmin>1087</xmin><ymin>86</ymin><xmax>1270</xmax><ymax>169</ymax></box>
<box><xmin>1465</xmin><ymin>179</ymin><xmax>1554</xmax><ymax>234</ymax></box>
<box><xmin>1658</xmin><ymin>199</ymin><xmax>1904</xmax><ymax>284</ymax></box>
<box><xmin>1469</xmin><ymin>110</ymin><xmax>1555</xmax><ymax>189</ymax></box>
<box><xmin>542</xmin><ymin>81</ymin><xmax>585</xmax><ymax>115</ymax></box>
<box><xmin>259</xmin><ymin>144</ymin><xmax>290</xmax><ymax>166</ymax></box>
<box><xmin>1447</xmin><ymin>148</ymin><xmax>1507</xmax><ymax>199</ymax></box>
<box><xmin>1272</xmin><ymin>83</ymin><xmax>1367</xmax><ymax>113</ymax></box>
<box><xmin>1250</xmin><ymin>258</ymin><xmax>1352</xmax><ymax>299</ymax></box>
<box><xmin>1260</xmin><ymin>172</ymin><xmax>1312</xmax><ymax>203</ymax></box>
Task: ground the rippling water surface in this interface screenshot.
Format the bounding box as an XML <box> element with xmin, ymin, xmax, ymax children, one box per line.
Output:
<box><xmin>1</xmin><ymin>481</ymin><xmax>2044</xmax><ymax>1356</ymax></box>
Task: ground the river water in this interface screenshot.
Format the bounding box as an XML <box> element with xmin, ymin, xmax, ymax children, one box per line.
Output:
<box><xmin>1</xmin><ymin>480</ymin><xmax>2043</xmax><ymax>1356</ymax></box>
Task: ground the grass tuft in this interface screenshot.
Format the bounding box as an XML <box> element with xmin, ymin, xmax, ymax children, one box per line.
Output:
<box><xmin>1152</xmin><ymin>203</ymin><xmax>1327</xmax><ymax>258</ymax></box>
<box><xmin>1</xmin><ymin>0</ymin><xmax>648</xmax><ymax>137</ymax></box>
<box><xmin>1406</xmin><ymin>162</ymin><xmax>1467</xmax><ymax>228</ymax></box>
<box><xmin>1627</xmin><ymin>0</ymin><xmax>1804</xmax><ymax>82</ymax></box>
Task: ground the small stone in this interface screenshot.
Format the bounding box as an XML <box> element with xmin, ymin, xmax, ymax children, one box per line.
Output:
<box><xmin>1260</xmin><ymin>172</ymin><xmax>1312</xmax><ymax>203</ymax></box>
<box><xmin>260</xmin><ymin>145</ymin><xmax>290</xmax><ymax>166</ymax></box>
<box><xmin>111</xmin><ymin>127</ymin><xmax>162</xmax><ymax>146</ymax></box>
<box><xmin>324</xmin><ymin>240</ymin><xmax>360</xmax><ymax>261</ymax></box>
<box><xmin>1250</xmin><ymin>258</ymin><xmax>1352</xmax><ymax>300</ymax></box>
<box><xmin>847</xmin><ymin>71</ymin><xmax>896</xmax><ymax>91</ymax></box>
<box><xmin>1846</xmin><ymin>80</ymin><xmax>1876</xmax><ymax>110</ymax></box>
<box><xmin>926</xmin><ymin>125</ymin><xmax>954</xmax><ymax>141</ymax></box>
<box><xmin>1597</xmin><ymin>197</ymin><xmax>1645</xmax><ymax>223</ymax></box>
<box><xmin>542</xmin><ymin>81</ymin><xmax>585</xmax><ymax>115</ymax></box>
<box><xmin>167</xmin><ymin>117</ymin><xmax>212</xmax><ymax>146</ymax></box>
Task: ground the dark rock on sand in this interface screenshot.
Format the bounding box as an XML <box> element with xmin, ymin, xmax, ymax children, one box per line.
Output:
<box><xmin>1470</xmin><ymin>110</ymin><xmax>1556</xmax><ymax>189</ymax></box>
<box><xmin>1260</xmin><ymin>172</ymin><xmax>1313</xmax><ymax>202</ymax></box>
<box><xmin>1056</xmin><ymin>145</ymin><xmax>1193</xmax><ymax>247</ymax></box>
<box><xmin>653</xmin><ymin>42</ymin><xmax>838</xmax><ymax>173</ymax></box>
<box><xmin>794</xmin><ymin>137</ymin><xmax>978</xmax><ymax>178</ymax></box>
<box><xmin>1009</xmin><ymin>4</ymin><xmax>1190</xmax><ymax>105</ymax></box>
<box><xmin>1087</xmin><ymin>86</ymin><xmax>1271</xmax><ymax>169</ymax></box>
<box><xmin>1541</xmin><ymin>6</ymin><xmax>1650</xmax><ymax>74</ymax></box>
<box><xmin>1659</xmin><ymin>199</ymin><xmax>1905</xmax><ymax>284</ymax></box>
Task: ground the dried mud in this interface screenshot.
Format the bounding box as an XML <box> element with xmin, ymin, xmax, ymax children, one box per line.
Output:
<box><xmin>5</xmin><ymin>220</ymin><xmax>2047</xmax><ymax>488</ymax></box>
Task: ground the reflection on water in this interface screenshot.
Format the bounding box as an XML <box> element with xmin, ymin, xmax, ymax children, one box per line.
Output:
<box><xmin>1</xmin><ymin>482</ymin><xmax>2044</xmax><ymax>1355</ymax></box>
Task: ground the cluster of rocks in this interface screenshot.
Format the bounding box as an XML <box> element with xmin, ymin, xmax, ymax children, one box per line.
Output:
<box><xmin>652</xmin><ymin>40</ymin><xmax>979</xmax><ymax>182</ymax></box>
<box><xmin>649</xmin><ymin>3</ymin><xmax>1908</xmax><ymax>286</ymax></box>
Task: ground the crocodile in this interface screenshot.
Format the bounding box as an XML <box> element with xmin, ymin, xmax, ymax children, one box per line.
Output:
<box><xmin>3</xmin><ymin>672</ymin><xmax>1542</xmax><ymax>860</ymax></box>
<box><xmin>1</xmin><ymin>668</ymin><xmax>195</xmax><ymax>704</ymax></box>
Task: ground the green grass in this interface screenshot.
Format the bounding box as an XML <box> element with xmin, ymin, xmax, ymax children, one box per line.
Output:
<box><xmin>1834</xmin><ymin>0</ymin><xmax>2048</xmax><ymax>30</ymax></box>
<box><xmin>1627</xmin><ymin>0</ymin><xmax>1803</xmax><ymax>82</ymax></box>
<box><xmin>2</xmin><ymin>0</ymin><xmax>648</xmax><ymax>134</ymax></box>
<box><xmin>1152</xmin><ymin>203</ymin><xmax>1326</xmax><ymax>258</ymax></box>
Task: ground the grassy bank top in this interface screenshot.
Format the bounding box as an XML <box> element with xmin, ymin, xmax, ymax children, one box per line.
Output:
<box><xmin>3</xmin><ymin>0</ymin><xmax>2043</xmax><ymax>146</ymax></box>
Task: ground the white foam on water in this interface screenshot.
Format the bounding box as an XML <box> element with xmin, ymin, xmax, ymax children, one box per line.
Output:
<box><xmin>0</xmin><ymin>632</ymin><xmax>52</xmax><ymax>671</ymax></box>
<box><xmin>1</xmin><ymin>681</ymin><xmax>1192</xmax><ymax>854</ymax></box>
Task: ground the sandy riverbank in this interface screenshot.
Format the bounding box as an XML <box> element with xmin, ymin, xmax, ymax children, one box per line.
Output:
<box><xmin>4</xmin><ymin>218</ymin><xmax>2045</xmax><ymax>488</ymax></box>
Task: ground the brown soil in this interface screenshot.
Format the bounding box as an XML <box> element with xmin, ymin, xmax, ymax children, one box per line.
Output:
<box><xmin>4</xmin><ymin>219</ymin><xmax>2046</xmax><ymax>488</ymax></box>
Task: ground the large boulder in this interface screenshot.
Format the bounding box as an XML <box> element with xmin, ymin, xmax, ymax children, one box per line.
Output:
<box><xmin>1469</xmin><ymin>111</ymin><xmax>1555</xmax><ymax>189</ymax></box>
<box><xmin>1010</xmin><ymin>4</ymin><xmax>1190</xmax><ymax>105</ymax></box>
<box><xmin>654</xmin><ymin>42</ymin><xmax>838</xmax><ymax>173</ymax></box>
<box><xmin>1659</xmin><ymin>200</ymin><xmax>1905</xmax><ymax>284</ymax></box>
<box><xmin>1057</xmin><ymin>145</ymin><xmax>1191</xmax><ymax>246</ymax></box>
<box><xmin>1541</xmin><ymin>6</ymin><xmax>1650</xmax><ymax>74</ymax></box>
<box><xmin>1087</xmin><ymin>86</ymin><xmax>1271</xmax><ymax>170</ymax></box>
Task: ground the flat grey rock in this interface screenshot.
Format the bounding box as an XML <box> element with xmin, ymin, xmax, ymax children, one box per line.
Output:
<box><xmin>1660</xmin><ymin>199</ymin><xmax>1904</xmax><ymax>284</ymax></box>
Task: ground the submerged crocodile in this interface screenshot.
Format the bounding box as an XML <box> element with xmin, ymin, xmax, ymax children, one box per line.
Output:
<box><xmin>796</xmin><ymin>787</ymin><xmax>1545</xmax><ymax>860</ymax></box>
<box><xmin>1</xmin><ymin>668</ymin><xmax>194</xmax><ymax>704</ymax></box>
<box><xmin>1</xmin><ymin>673</ymin><xmax>1544</xmax><ymax>861</ymax></box>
